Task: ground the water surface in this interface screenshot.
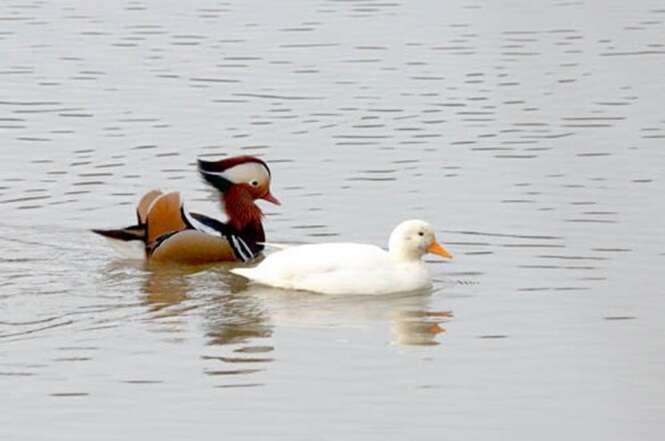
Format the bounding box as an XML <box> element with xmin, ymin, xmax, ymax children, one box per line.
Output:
<box><xmin>1</xmin><ymin>0</ymin><xmax>664</xmax><ymax>440</ymax></box>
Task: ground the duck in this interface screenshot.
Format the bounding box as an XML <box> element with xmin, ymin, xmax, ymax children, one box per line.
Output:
<box><xmin>92</xmin><ymin>155</ymin><xmax>280</xmax><ymax>264</ymax></box>
<box><xmin>231</xmin><ymin>219</ymin><xmax>452</xmax><ymax>295</ymax></box>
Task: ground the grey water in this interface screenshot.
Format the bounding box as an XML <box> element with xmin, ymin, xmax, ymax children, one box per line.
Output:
<box><xmin>1</xmin><ymin>0</ymin><xmax>664</xmax><ymax>439</ymax></box>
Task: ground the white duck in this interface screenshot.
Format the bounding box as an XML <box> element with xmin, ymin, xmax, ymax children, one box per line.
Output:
<box><xmin>231</xmin><ymin>219</ymin><xmax>452</xmax><ymax>295</ymax></box>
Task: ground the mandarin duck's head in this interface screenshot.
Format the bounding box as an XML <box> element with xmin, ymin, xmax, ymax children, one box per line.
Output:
<box><xmin>198</xmin><ymin>155</ymin><xmax>280</xmax><ymax>205</ymax></box>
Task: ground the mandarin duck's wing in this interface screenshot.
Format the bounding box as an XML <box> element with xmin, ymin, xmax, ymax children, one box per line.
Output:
<box><xmin>136</xmin><ymin>189</ymin><xmax>164</xmax><ymax>225</ymax></box>
<box><xmin>146</xmin><ymin>204</ymin><xmax>262</xmax><ymax>263</ymax></box>
<box><xmin>182</xmin><ymin>211</ymin><xmax>263</xmax><ymax>262</ymax></box>
<box><xmin>147</xmin><ymin>229</ymin><xmax>239</xmax><ymax>263</ymax></box>
<box><xmin>143</xmin><ymin>191</ymin><xmax>189</xmax><ymax>244</ymax></box>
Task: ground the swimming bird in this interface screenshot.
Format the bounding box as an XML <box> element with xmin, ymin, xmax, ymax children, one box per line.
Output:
<box><xmin>231</xmin><ymin>220</ymin><xmax>452</xmax><ymax>295</ymax></box>
<box><xmin>92</xmin><ymin>155</ymin><xmax>280</xmax><ymax>264</ymax></box>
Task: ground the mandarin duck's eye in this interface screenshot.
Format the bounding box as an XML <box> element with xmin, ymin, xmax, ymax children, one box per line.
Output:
<box><xmin>418</xmin><ymin>231</ymin><xmax>424</xmax><ymax>236</ymax></box>
<box><xmin>250</xmin><ymin>180</ymin><xmax>259</xmax><ymax>187</ymax></box>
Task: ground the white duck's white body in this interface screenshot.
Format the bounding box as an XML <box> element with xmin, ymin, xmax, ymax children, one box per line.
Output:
<box><xmin>231</xmin><ymin>220</ymin><xmax>452</xmax><ymax>295</ymax></box>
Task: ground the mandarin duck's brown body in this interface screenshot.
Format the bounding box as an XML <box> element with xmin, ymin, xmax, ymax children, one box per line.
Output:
<box><xmin>92</xmin><ymin>156</ymin><xmax>279</xmax><ymax>264</ymax></box>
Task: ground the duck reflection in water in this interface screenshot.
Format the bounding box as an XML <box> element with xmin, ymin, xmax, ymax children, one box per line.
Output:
<box><xmin>232</xmin><ymin>277</ymin><xmax>453</xmax><ymax>346</ymax></box>
<box><xmin>138</xmin><ymin>262</ymin><xmax>274</xmax><ymax>346</ymax></box>
<box><xmin>136</xmin><ymin>262</ymin><xmax>275</xmax><ymax>384</ymax></box>
<box><xmin>102</xmin><ymin>260</ymin><xmax>451</xmax><ymax>351</ymax></box>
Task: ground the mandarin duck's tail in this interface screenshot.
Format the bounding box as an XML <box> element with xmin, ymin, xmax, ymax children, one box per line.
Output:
<box><xmin>91</xmin><ymin>224</ymin><xmax>145</xmax><ymax>241</ymax></box>
<box><xmin>91</xmin><ymin>189</ymin><xmax>165</xmax><ymax>242</ymax></box>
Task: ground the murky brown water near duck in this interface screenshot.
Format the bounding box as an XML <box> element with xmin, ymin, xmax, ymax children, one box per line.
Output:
<box><xmin>1</xmin><ymin>0</ymin><xmax>664</xmax><ymax>439</ymax></box>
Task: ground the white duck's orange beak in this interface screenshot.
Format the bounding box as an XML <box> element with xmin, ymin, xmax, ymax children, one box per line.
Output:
<box><xmin>428</xmin><ymin>240</ymin><xmax>452</xmax><ymax>259</ymax></box>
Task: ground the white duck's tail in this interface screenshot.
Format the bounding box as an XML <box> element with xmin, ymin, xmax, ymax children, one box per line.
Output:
<box><xmin>257</xmin><ymin>242</ymin><xmax>291</xmax><ymax>250</ymax></box>
<box><xmin>230</xmin><ymin>267</ymin><xmax>256</xmax><ymax>279</ymax></box>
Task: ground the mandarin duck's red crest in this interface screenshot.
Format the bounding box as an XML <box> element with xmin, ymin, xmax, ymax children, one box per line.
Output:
<box><xmin>198</xmin><ymin>155</ymin><xmax>271</xmax><ymax>175</ymax></box>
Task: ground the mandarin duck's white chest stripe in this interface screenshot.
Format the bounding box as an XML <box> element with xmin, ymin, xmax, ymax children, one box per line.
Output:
<box><xmin>229</xmin><ymin>235</ymin><xmax>253</xmax><ymax>262</ymax></box>
<box><xmin>176</xmin><ymin>206</ymin><xmax>261</xmax><ymax>262</ymax></box>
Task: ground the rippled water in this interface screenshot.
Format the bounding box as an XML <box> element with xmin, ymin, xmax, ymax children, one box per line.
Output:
<box><xmin>1</xmin><ymin>0</ymin><xmax>664</xmax><ymax>439</ymax></box>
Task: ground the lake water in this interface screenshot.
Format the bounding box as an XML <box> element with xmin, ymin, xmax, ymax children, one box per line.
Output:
<box><xmin>1</xmin><ymin>0</ymin><xmax>664</xmax><ymax>439</ymax></box>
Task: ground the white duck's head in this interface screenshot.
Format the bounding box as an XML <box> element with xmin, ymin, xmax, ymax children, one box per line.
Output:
<box><xmin>388</xmin><ymin>219</ymin><xmax>452</xmax><ymax>262</ymax></box>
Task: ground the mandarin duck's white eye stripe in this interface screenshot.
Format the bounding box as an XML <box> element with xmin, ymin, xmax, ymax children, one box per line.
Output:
<box><xmin>218</xmin><ymin>162</ymin><xmax>270</xmax><ymax>186</ymax></box>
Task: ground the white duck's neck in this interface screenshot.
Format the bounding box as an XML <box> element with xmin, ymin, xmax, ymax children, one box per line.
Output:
<box><xmin>388</xmin><ymin>242</ymin><xmax>424</xmax><ymax>262</ymax></box>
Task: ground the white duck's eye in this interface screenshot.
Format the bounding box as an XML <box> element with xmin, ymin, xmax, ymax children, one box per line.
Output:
<box><xmin>250</xmin><ymin>180</ymin><xmax>259</xmax><ymax>187</ymax></box>
<box><xmin>418</xmin><ymin>231</ymin><xmax>424</xmax><ymax>236</ymax></box>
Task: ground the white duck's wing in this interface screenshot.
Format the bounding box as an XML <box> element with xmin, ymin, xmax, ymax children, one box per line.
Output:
<box><xmin>256</xmin><ymin>243</ymin><xmax>390</xmax><ymax>272</ymax></box>
<box><xmin>231</xmin><ymin>243</ymin><xmax>401</xmax><ymax>294</ymax></box>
